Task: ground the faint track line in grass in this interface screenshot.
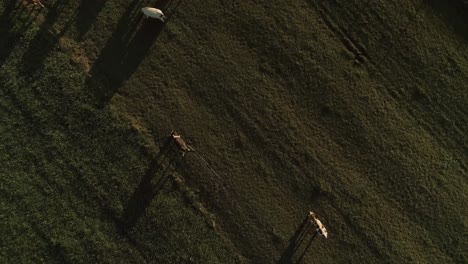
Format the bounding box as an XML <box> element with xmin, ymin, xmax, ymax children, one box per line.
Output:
<box><xmin>329</xmin><ymin>198</ymin><xmax>388</xmax><ymax>261</ymax></box>
<box><xmin>182</xmin><ymin>148</ymin><xmax>241</xmax><ymax>211</ymax></box>
<box><xmin>191</xmin><ymin>150</ymin><xmax>228</xmax><ymax>193</ymax></box>
<box><xmin>310</xmin><ymin>0</ymin><xmax>468</xmax><ymax>156</ymax></box>
<box><xmin>309</xmin><ymin>0</ymin><xmax>368</xmax><ymax>65</ymax></box>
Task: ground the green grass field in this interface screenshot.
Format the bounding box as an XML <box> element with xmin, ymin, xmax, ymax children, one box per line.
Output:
<box><xmin>1</xmin><ymin>0</ymin><xmax>467</xmax><ymax>263</ymax></box>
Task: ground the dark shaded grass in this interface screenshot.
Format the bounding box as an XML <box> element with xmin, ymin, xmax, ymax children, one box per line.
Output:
<box><xmin>426</xmin><ymin>0</ymin><xmax>468</xmax><ymax>42</ymax></box>
<box><xmin>0</xmin><ymin>0</ymin><xmax>40</xmax><ymax>65</ymax></box>
<box><xmin>86</xmin><ymin>0</ymin><xmax>164</xmax><ymax>104</ymax></box>
<box><xmin>74</xmin><ymin>0</ymin><xmax>107</xmax><ymax>40</ymax></box>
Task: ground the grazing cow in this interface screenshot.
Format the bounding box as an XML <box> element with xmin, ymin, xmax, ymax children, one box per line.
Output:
<box><xmin>170</xmin><ymin>130</ymin><xmax>191</xmax><ymax>155</ymax></box>
<box><xmin>308</xmin><ymin>211</ymin><xmax>328</xmax><ymax>238</ymax></box>
<box><xmin>29</xmin><ymin>0</ymin><xmax>45</xmax><ymax>8</ymax></box>
<box><xmin>141</xmin><ymin>7</ymin><xmax>167</xmax><ymax>22</ymax></box>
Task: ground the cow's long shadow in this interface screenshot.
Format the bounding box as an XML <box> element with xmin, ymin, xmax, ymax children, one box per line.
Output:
<box><xmin>155</xmin><ymin>0</ymin><xmax>172</xmax><ymax>10</ymax></box>
<box><xmin>278</xmin><ymin>216</ymin><xmax>317</xmax><ymax>264</ymax></box>
<box><xmin>426</xmin><ymin>0</ymin><xmax>468</xmax><ymax>43</ymax></box>
<box><xmin>0</xmin><ymin>1</ymin><xmax>21</xmax><ymax>64</ymax></box>
<box><xmin>296</xmin><ymin>233</ymin><xmax>317</xmax><ymax>263</ymax></box>
<box><xmin>0</xmin><ymin>0</ymin><xmax>41</xmax><ymax>65</ymax></box>
<box><xmin>19</xmin><ymin>0</ymin><xmax>72</xmax><ymax>76</ymax></box>
<box><xmin>74</xmin><ymin>0</ymin><xmax>107</xmax><ymax>40</ymax></box>
<box><xmin>120</xmin><ymin>137</ymin><xmax>184</xmax><ymax>230</ymax></box>
<box><xmin>86</xmin><ymin>0</ymin><xmax>165</xmax><ymax>105</ymax></box>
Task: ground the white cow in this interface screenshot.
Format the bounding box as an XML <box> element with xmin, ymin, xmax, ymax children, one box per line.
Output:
<box><xmin>141</xmin><ymin>7</ymin><xmax>167</xmax><ymax>22</ymax></box>
<box><xmin>308</xmin><ymin>211</ymin><xmax>328</xmax><ymax>238</ymax></box>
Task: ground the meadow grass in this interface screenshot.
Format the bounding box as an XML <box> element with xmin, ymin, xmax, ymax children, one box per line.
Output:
<box><xmin>1</xmin><ymin>0</ymin><xmax>467</xmax><ymax>263</ymax></box>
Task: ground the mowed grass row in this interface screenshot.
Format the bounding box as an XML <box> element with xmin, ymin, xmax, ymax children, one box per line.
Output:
<box><xmin>1</xmin><ymin>0</ymin><xmax>467</xmax><ymax>263</ymax></box>
<box><xmin>0</xmin><ymin>1</ymin><xmax>242</xmax><ymax>263</ymax></box>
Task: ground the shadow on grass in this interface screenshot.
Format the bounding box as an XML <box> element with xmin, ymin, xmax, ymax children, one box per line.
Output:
<box><xmin>426</xmin><ymin>0</ymin><xmax>468</xmax><ymax>43</ymax></box>
<box><xmin>120</xmin><ymin>137</ymin><xmax>185</xmax><ymax>230</ymax></box>
<box><xmin>154</xmin><ymin>0</ymin><xmax>173</xmax><ymax>10</ymax></box>
<box><xmin>278</xmin><ymin>216</ymin><xmax>317</xmax><ymax>264</ymax></box>
<box><xmin>19</xmin><ymin>0</ymin><xmax>72</xmax><ymax>76</ymax></box>
<box><xmin>86</xmin><ymin>0</ymin><xmax>166</xmax><ymax>105</ymax></box>
<box><xmin>0</xmin><ymin>0</ymin><xmax>42</xmax><ymax>65</ymax></box>
<box><xmin>74</xmin><ymin>0</ymin><xmax>107</xmax><ymax>40</ymax></box>
<box><xmin>157</xmin><ymin>0</ymin><xmax>184</xmax><ymax>16</ymax></box>
<box><xmin>0</xmin><ymin>77</ymin><xmax>161</xmax><ymax>262</ymax></box>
